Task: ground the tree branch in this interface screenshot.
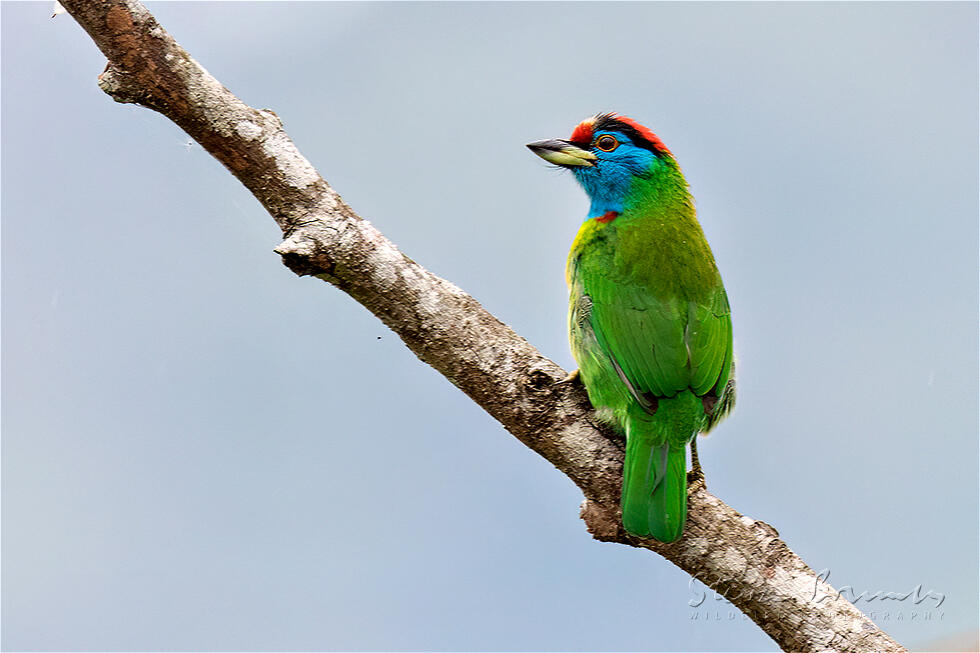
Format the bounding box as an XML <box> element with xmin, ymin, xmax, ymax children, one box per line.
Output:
<box><xmin>59</xmin><ymin>2</ymin><xmax>905</xmax><ymax>651</ymax></box>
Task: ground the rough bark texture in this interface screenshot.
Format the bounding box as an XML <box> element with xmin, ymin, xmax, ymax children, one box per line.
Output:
<box><xmin>59</xmin><ymin>2</ymin><xmax>906</xmax><ymax>651</ymax></box>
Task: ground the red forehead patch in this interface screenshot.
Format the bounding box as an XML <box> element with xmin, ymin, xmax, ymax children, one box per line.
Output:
<box><xmin>569</xmin><ymin>119</ymin><xmax>594</xmax><ymax>144</ymax></box>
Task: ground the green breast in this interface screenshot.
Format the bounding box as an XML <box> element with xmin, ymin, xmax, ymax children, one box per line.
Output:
<box><xmin>567</xmin><ymin>200</ymin><xmax>721</xmax><ymax>304</ymax></box>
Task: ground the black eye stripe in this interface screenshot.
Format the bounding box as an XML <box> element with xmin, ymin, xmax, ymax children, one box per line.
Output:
<box><xmin>592</xmin><ymin>114</ymin><xmax>666</xmax><ymax>156</ymax></box>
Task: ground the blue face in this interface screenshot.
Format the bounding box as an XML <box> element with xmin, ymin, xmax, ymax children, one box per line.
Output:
<box><xmin>571</xmin><ymin>130</ymin><xmax>661</xmax><ymax>220</ymax></box>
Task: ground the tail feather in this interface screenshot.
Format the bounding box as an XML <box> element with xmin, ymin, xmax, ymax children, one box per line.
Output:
<box><xmin>621</xmin><ymin>436</ymin><xmax>687</xmax><ymax>542</ymax></box>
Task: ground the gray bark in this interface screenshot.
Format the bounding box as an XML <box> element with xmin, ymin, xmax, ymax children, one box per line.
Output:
<box><xmin>57</xmin><ymin>2</ymin><xmax>906</xmax><ymax>651</ymax></box>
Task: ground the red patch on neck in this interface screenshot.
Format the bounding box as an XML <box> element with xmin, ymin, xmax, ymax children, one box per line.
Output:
<box><xmin>569</xmin><ymin>119</ymin><xmax>594</xmax><ymax>145</ymax></box>
<box><xmin>595</xmin><ymin>211</ymin><xmax>619</xmax><ymax>224</ymax></box>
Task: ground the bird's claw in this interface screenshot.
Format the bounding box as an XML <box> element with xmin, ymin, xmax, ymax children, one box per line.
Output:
<box><xmin>555</xmin><ymin>369</ymin><xmax>581</xmax><ymax>386</ymax></box>
<box><xmin>687</xmin><ymin>438</ymin><xmax>707</xmax><ymax>491</ymax></box>
<box><xmin>687</xmin><ymin>466</ymin><xmax>707</xmax><ymax>492</ymax></box>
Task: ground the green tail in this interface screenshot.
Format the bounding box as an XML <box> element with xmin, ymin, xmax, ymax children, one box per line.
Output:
<box><xmin>621</xmin><ymin>434</ymin><xmax>688</xmax><ymax>541</ymax></box>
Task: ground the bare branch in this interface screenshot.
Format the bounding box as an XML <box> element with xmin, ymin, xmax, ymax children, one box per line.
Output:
<box><xmin>59</xmin><ymin>2</ymin><xmax>905</xmax><ymax>651</ymax></box>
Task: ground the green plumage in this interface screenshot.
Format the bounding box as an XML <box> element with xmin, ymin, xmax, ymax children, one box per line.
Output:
<box><xmin>564</xmin><ymin>143</ymin><xmax>735</xmax><ymax>542</ymax></box>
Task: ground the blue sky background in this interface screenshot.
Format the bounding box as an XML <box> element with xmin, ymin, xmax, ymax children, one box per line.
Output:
<box><xmin>3</xmin><ymin>2</ymin><xmax>977</xmax><ymax>651</ymax></box>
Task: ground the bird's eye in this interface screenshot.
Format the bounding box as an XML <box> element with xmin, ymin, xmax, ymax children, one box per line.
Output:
<box><xmin>595</xmin><ymin>135</ymin><xmax>619</xmax><ymax>152</ymax></box>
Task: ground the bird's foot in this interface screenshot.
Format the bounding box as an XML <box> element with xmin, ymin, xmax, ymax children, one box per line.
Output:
<box><xmin>688</xmin><ymin>438</ymin><xmax>707</xmax><ymax>492</ymax></box>
<box><xmin>687</xmin><ymin>464</ymin><xmax>707</xmax><ymax>492</ymax></box>
<box><xmin>554</xmin><ymin>369</ymin><xmax>581</xmax><ymax>386</ymax></box>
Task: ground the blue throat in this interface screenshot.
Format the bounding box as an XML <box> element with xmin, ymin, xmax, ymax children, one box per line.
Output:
<box><xmin>586</xmin><ymin>195</ymin><xmax>623</xmax><ymax>221</ymax></box>
<box><xmin>569</xmin><ymin>131</ymin><xmax>661</xmax><ymax>221</ymax></box>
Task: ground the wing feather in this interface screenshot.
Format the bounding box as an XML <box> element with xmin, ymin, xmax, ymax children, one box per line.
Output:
<box><xmin>584</xmin><ymin>274</ymin><xmax>732</xmax><ymax>403</ymax></box>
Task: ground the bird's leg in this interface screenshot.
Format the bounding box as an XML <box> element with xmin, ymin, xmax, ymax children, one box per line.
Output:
<box><xmin>555</xmin><ymin>368</ymin><xmax>580</xmax><ymax>385</ymax></box>
<box><xmin>688</xmin><ymin>437</ymin><xmax>706</xmax><ymax>491</ymax></box>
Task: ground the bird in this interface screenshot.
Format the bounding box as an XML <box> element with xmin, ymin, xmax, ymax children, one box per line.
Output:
<box><xmin>527</xmin><ymin>113</ymin><xmax>735</xmax><ymax>542</ymax></box>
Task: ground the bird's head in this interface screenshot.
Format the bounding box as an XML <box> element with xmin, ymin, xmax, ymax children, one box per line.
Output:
<box><xmin>527</xmin><ymin>113</ymin><xmax>677</xmax><ymax>220</ymax></box>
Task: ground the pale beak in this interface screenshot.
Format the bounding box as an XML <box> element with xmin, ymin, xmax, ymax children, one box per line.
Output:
<box><xmin>526</xmin><ymin>139</ymin><xmax>596</xmax><ymax>167</ymax></box>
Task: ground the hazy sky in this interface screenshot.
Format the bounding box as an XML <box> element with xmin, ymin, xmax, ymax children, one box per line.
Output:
<box><xmin>3</xmin><ymin>2</ymin><xmax>977</xmax><ymax>651</ymax></box>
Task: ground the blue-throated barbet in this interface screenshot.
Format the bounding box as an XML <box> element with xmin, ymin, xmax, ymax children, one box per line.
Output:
<box><xmin>528</xmin><ymin>114</ymin><xmax>735</xmax><ymax>542</ymax></box>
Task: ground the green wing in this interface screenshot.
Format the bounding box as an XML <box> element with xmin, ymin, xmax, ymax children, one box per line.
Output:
<box><xmin>584</xmin><ymin>274</ymin><xmax>733</xmax><ymax>411</ymax></box>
